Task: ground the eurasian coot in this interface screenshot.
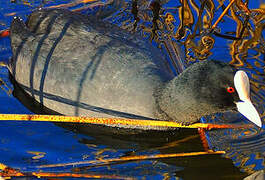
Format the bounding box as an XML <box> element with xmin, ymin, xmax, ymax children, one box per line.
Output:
<box><xmin>8</xmin><ymin>9</ymin><xmax>261</xmax><ymax>130</ymax></box>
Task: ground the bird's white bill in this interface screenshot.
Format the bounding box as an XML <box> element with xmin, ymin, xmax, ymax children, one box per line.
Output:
<box><xmin>234</xmin><ymin>70</ymin><xmax>250</xmax><ymax>101</ymax></box>
<box><xmin>234</xmin><ymin>70</ymin><xmax>262</xmax><ymax>127</ymax></box>
<box><xmin>236</xmin><ymin>101</ymin><xmax>262</xmax><ymax>127</ymax></box>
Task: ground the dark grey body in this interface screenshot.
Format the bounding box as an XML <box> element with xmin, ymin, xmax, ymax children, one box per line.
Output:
<box><xmin>9</xmin><ymin>9</ymin><xmax>238</xmax><ymax>130</ymax></box>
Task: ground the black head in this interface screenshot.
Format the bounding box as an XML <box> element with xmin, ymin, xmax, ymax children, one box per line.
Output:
<box><xmin>187</xmin><ymin>60</ymin><xmax>261</xmax><ymax>127</ymax></box>
<box><xmin>188</xmin><ymin>60</ymin><xmax>239</xmax><ymax>110</ymax></box>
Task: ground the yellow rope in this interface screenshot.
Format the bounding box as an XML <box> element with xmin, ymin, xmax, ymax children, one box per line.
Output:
<box><xmin>0</xmin><ymin>162</ymin><xmax>130</xmax><ymax>179</ymax></box>
<box><xmin>0</xmin><ymin>163</ymin><xmax>7</xmax><ymax>171</ymax></box>
<box><xmin>211</xmin><ymin>0</ymin><xmax>236</xmax><ymax>31</ymax></box>
<box><xmin>0</xmin><ymin>62</ymin><xmax>6</xmax><ymax>67</ymax></box>
<box><xmin>39</xmin><ymin>151</ymin><xmax>226</xmax><ymax>168</ymax></box>
<box><xmin>0</xmin><ymin>114</ymin><xmax>250</xmax><ymax>129</ymax></box>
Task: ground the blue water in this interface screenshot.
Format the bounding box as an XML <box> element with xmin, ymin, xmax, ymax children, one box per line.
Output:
<box><xmin>0</xmin><ymin>0</ymin><xmax>264</xmax><ymax>179</ymax></box>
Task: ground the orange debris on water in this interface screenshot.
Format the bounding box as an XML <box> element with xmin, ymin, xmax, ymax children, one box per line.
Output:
<box><xmin>198</xmin><ymin>128</ymin><xmax>210</xmax><ymax>152</ymax></box>
<box><xmin>0</xmin><ymin>30</ymin><xmax>10</xmax><ymax>38</ymax></box>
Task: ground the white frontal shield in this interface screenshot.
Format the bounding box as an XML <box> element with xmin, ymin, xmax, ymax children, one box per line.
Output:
<box><xmin>234</xmin><ymin>70</ymin><xmax>262</xmax><ymax>127</ymax></box>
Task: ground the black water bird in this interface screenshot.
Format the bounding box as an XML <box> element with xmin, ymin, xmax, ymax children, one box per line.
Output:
<box><xmin>8</xmin><ymin>9</ymin><xmax>262</xmax><ymax>130</ymax></box>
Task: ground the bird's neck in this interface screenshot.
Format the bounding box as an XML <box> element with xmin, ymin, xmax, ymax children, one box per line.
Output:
<box><xmin>155</xmin><ymin>76</ymin><xmax>215</xmax><ymax>124</ymax></box>
<box><xmin>154</xmin><ymin>77</ymin><xmax>180</xmax><ymax>121</ymax></box>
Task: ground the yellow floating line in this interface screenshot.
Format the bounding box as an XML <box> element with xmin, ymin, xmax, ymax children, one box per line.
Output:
<box><xmin>0</xmin><ymin>114</ymin><xmax>250</xmax><ymax>129</ymax></box>
<box><xmin>0</xmin><ymin>62</ymin><xmax>7</xmax><ymax>67</ymax></box>
<box><xmin>39</xmin><ymin>151</ymin><xmax>226</xmax><ymax>168</ymax></box>
<box><xmin>211</xmin><ymin>0</ymin><xmax>236</xmax><ymax>31</ymax></box>
<box><xmin>0</xmin><ymin>163</ymin><xmax>7</xmax><ymax>171</ymax></box>
<box><xmin>0</xmin><ymin>162</ymin><xmax>131</xmax><ymax>179</ymax></box>
<box><xmin>0</xmin><ymin>172</ymin><xmax>133</xmax><ymax>179</ymax></box>
<box><xmin>30</xmin><ymin>172</ymin><xmax>133</xmax><ymax>179</ymax></box>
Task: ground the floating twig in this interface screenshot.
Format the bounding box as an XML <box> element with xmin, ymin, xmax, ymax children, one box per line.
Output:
<box><xmin>198</xmin><ymin>128</ymin><xmax>210</xmax><ymax>152</ymax></box>
<box><xmin>211</xmin><ymin>0</ymin><xmax>236</xmax><ymax>32</ymax></box>
<box><xmin>0</xmin><ymin>113</ymin><xmax>252</xmax><ymax>129</ymax></box>
<box><xmin>38</xmin><ymin>151</ymin><xmax>226</xmax><ymax>168</ymax></box>
<box><xmin>0</xmin><ymin>163</ymin><xmax>133</xmax><ymax>179</ymax></box>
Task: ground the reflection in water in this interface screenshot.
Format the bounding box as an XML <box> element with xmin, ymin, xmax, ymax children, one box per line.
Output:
<box><xmin>0</xmin><ymin>0</ymin><xmax>264</xmax><ymax>179</ymax></box>
<box><xmin>205</xmin><ymin>112</ymin><xmax>265</xmax><ymax>174</ymax></box>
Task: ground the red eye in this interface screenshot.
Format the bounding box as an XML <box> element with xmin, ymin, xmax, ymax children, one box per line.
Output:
<box><xmin>227</xmin><ymin>87</ymin><xmax>235</xmax><ymax>93</ymax></box>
